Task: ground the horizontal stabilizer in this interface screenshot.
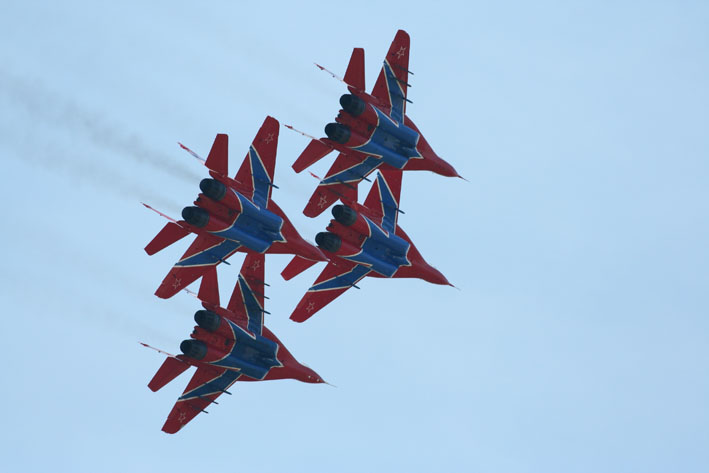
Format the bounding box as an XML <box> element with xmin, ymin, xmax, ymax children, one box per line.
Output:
<box><xmin>281</xmin><ymin>255</ymin><xmax>319</xmax><ymax>281</ymax></box>
<box><xmin>145</xmin><ymin>222</ymin><xmax>190</xmax><ymax>255</ymax></box>
<box><xmin>292</xmin><ymin>139</ymin><xmax>334</xmax><ymax>173</ymax></box>
<box><xmin>148</xmin><ymin>356</ymin><xmax>190</xmax><ymax>392</ymax></box>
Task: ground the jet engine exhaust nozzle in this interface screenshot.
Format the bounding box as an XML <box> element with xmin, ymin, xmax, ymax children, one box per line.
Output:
<box><xmin>180</xmin><ymin>339</ymin><xmax>207</xmax><ymax>360</ymax></box>
<box><xmin>315</xmin><ymin>232</ymin><xmax>342</xmax><ymax>253</ymax></box>
<box><xmin>200</xmin><ymin>178</ymin><xmax>227</xmax><ymax>202</ymax></box>
<box><xmin>194</xmin><ymin>310</ymin><xmax>221</xmax><ymax>332</ymax></box>
<box><xmin>332</xmin><ymin>205</ymin><xmax>357</xmax><ymax>226</ymax></box>
<box><xmin>181</xmin><ymin>206</ymin><xmax>210</xmax><ymax>228</ymax></box>
<box><xmin>339</xmin><ymin>94</ymin><xmax>366</xmax><ymax>117</ymax></box>
<box><xmin>324</xmin><ymin>123</ymin><xmax>351</xmax><ymax>144</ymax></box>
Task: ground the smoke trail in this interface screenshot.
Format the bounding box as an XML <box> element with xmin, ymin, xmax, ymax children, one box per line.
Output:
<box><xmin>0</xmin><ymin>126</ymin><xmax>182</xmax><ymax>215</ymax></box>
<box><xmin>0</xmin><ymin>70</ymin><xmax>201</xmax><ymax>184</ymax></box>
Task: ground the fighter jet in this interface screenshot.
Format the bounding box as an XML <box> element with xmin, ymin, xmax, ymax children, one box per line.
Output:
<box><xmin>144</xmin><ymin>254</ymin><xmax>324</xmax><ymax>433</ymax></box>
<box><xmin>288</xmin><ymin>29</ymin><xmax>462</xmax><ymax>217</ymax></box>
<box><xmin>282</xmin><ymin>169</ymin><xmax>452</xmax><ymax>322</ymax></box>
<box><xmin>144</xmin><ymin>116</ymin><xmax>326</xmax><ymax>299</ymax></box>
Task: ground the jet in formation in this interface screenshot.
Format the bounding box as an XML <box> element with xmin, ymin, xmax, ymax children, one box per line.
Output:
<box><xmin>141</xmin><ymin>29</ymin><xmax>459</xmax><ymax>433</ymax></box>
<box><xmin>143</xmin><ymin>116</ymin><xmax>326</xmax><ymax>299</ymax></box>
<box><xmin>144</xmin><ymin>254</ymin><xmax>323</xmax><ymax>433</ymax></box>
<box><xmin>288</xmin><ymin>29</ymin><xmax>462</xmax><ymax>218</ymax></box>
<box><xmin>282</xmin><ymin>169</ymin><xmax>452</xmax><ymax>322</ymax></box>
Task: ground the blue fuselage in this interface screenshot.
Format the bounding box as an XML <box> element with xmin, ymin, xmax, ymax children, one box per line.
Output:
<box><xmin>208</xmin><ymin>319</ymin><xmax>281</xmax><ymax>380</ymax></box>
<box><xmin>342</xmin><ymin>216</ymin><xmax>410</xmax><ymax>278</ymax></box>
<box><xmin>210</xmin><ymin>191</ymin><xmax>284</xmax><ymax>253</ymax></box>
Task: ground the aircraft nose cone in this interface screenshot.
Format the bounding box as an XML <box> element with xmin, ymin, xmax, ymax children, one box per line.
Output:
<box><xmin>426</xmin><ymin>265</ymin><xmax>452</xmax><ymax>286</ymax></box>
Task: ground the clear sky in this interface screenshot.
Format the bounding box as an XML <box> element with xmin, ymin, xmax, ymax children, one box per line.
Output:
<box><xmin>1</xmin><ymin>1</ymin><xmax>708</xmax><ymax>472</ymax></box>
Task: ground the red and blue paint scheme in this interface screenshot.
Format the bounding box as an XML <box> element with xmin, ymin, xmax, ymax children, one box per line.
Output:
<box><xmin>282</xmin><ymin>170</ymin><xmax>452</xmax><ymax>323</ymax></box>
<box><xmin>145</xmin><ymin>253</ymin><xmax>324</xmax><ymax>434</ymax></box>
<box><xmin>144</xmin><ymin>116</ymin><xmax>327</xmax><ymax>299</ymax></box>
<box><xmin>289</xmin><ymin>29</ymin><xmax>462</xmax><ymax>217</ymax></box>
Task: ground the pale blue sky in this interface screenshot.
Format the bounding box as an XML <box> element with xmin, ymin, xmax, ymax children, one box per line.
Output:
<box><xmin>1</xmin><ymin>1</ymin><xmax>708</xmax><ymax>472</ymax></box>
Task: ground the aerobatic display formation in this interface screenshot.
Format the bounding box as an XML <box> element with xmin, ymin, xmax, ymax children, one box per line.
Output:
<box><xmin>140</xmin><ymin>29</ymin><xmax>462</xmax><ymax>433</ymax></box>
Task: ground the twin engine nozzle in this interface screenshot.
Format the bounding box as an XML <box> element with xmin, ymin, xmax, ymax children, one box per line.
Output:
<box><xmin>332</xmin><ymin>205</ymin><xmax>357</xmax><ymax>226</ymax></box>
<box><xmin>181</xmin><ymin>206</ymin><xmax>209</xmax><ymax>228</ymax></box>
<box><xmin>339</xmin><ymin>94</ymin><xmax>366</xmax><ymax>117</ymax></box>
<box><xmin>324</xmin><ymin>123</ymin><xmax>350</xmax><ymax>144</ymax></box>
<box><xmin>179</xmin><ymin>310</ymin><xmax>223</xmax><ymax>360</ymax></box>
<box><xmin>315</xmin><ymin>232</ymin><xmax>341</xmax><ymax>253</ymax></box>
<box><xmin>180</xmin><ymin>339</ymin><xmax>207</xmax><ymax>360</ymax></box>
<box><xmin>324</xmin><ymin>95</ymin><xmax>366</xmax><ymax>144</ymax></box>
<box><xmin>199</xmin><ymin>178</ymin><xmax>226</xmax><ymax>201</ymax></box>
<box><xmin>194</xmin><ymin>309</ymin><xmax>221</xmax><ymax>332</ymax></box>
<box><xmin>181</xmin><ymin>179</ymin><xmax>228</xmax><ymax>228</ymax></box>
<box><xmin>315</xmin><ymin>205</ymin><xmax>360</xmax><ymax>252</ymax></box>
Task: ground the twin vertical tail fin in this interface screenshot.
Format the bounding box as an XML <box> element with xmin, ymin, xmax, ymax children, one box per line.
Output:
<box><xmin>344</xmin><ymin>47</ymin><xmax>365</xmax><ymax>92</ymax></box>
<box><xmin>205</xmin><ymin>134</ymin><xmax>229</xmax><ymax>176</ymax></box>
<box><xmin>291</xmin><ymin>47</ymin><xmax>366</xmax><ymax>174</ymax></box>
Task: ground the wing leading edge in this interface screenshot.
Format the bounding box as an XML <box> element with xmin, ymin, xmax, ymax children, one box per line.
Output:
<box><xmin>290</xmin><ymin>260</ymin><xmax>370</xmax><ymax>322</ymax></box>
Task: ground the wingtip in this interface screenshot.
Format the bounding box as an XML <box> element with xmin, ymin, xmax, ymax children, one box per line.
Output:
<box><xmin>457</xmin><ymin>174</ymin><xmax>469</xmax><ymax>182</ymax></box>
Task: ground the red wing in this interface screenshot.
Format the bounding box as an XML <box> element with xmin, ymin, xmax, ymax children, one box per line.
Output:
<box><xmin>154</xmin><ymin>234</ymin><xmax>241</xmax><ymax>299</ymax></box>
<box><xmin>290</xmin><ymin>259</ymin><xmax>371</xmax><ymax>323</ymax></box>
<box><xmin>302</xmin><ymin>152</ymin><xmax>382</xmax><ymax>217</ymax></box>
<box><xmin>161</xmin><ymin>365</ymin><xmax>241</xmax><ymax>434</ymax></box>
<box><xmin>371</xmin><ymin>30</ymin><xmax>410</xmax><ymax>122</ymax></box>
<box><xmin>234</xmin><ymin>116</ymin><xmax>279</xmax><ymax>208</ymax></box>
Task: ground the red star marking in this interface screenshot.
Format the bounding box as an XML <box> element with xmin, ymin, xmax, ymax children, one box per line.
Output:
<box><xmin>251</xmin><ymin>260</ymin><xmax>260</xmax><ymax>271</ymax></box>
<box><xmin>178</xmin><ymin>411</ymin><xmax>187</xmax><ymax>423</ymax></box>
<box><xmin>264</xmin><ymin>133</ymin><xmax>274</xmax><ymax>144</ymax></box>
<box><xmin>317</xmin><ymin>195</ymin><xmax>328</xmax><ymax>208</ymax></box>
<box><xmin>395</xmin><ymin>46</ymin><xmax>407</xmax><ymax>59</ymax></box>
<box><xmin>305</xmin><ymin>302</ymin><xmax>316</xmax><ymax>313</ymax></box>
<box><xmin>172</xmin><ymin>278</ymin><xmax>182</xmax><ymax>290</ymax></box>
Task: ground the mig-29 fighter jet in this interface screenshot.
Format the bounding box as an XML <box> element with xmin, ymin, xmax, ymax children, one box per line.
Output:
<box><xmin>288</xmin><ymin>29</ymin><xmax>462</xmax><ymax>217</ymax></box>
<box><xmin>144</xmin><ymin>116</ymin><xmax>326</xmax><ymax>299</ymax></box>
<box><xmin>282</xmin><ymin>170</ymin><xmax>452</xmax><ymax>323</ymax></box>
<box><xmin>143</xmin><ymin>254</ymin><xmax>324</xmax><ymax>433</ymax></box>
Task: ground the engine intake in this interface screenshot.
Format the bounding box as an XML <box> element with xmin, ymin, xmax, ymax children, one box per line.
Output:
<box><xmin>324</xmin><ymin>123</ymin><xmax>351</xmax><ymax>144</ymax></box>
<box><xmin>332</xmin><ymin>205</ymin><xmax>357</xmax><ymax>226</ymax></box>
<box><xmin>194</xmin><ymin>310</ymin><xmax>221</xmax><ymax>332</ymax></box>
<box><xmin>180</xmin><ymin>339</ymin><xmax>207</xmax><ymax>360</ymax></box>
<box><xmin>339</xmin><ymin>94</ymin><xmax>366</xmax><ymax>117</ymax></box>
<box><xmin>199</xmin><ymin>178</ymin><xmax>227</xmax><ymax>202</ymax></box>
<box><xmin>182</xmin><ymin>206</ymin><xmax>209</xmax><ymax>228</ymax></box>
<box><xmin>315</xmin><ymin>232</ymin><xmax>342</xmax><ymax>253</ymax></box>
